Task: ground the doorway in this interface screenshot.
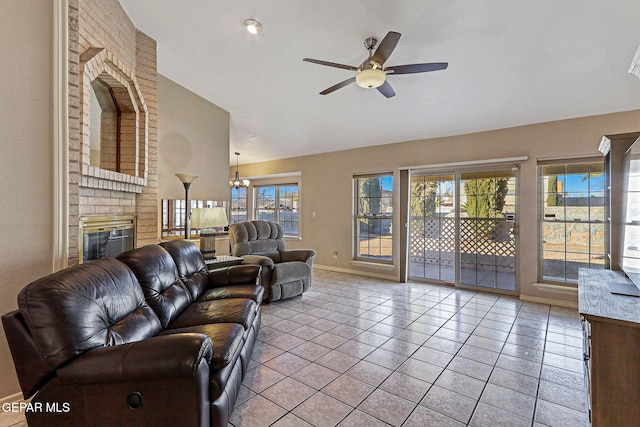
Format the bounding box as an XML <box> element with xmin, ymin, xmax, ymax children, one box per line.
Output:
<box><xmin>409</xmin><ymin>168</ymin><xmax>518</xmax><ymax>291</ymax></box>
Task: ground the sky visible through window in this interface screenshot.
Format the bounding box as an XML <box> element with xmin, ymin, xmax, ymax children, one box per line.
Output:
<box><xmin>558</xmin><ymin>173</ymin><xmax>604</xmax><ymax>197</ymax></box>
<box><xmin>380</xmin><ymin>176</ymin><xmax>393</xmax><ymax>192</ymax></box>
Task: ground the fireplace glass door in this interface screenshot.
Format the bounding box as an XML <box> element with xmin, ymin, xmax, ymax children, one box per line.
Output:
<box><xmin>80</xmin><ymin>216</ymin><xmax>136</xmax><ymax>263</ymax></box>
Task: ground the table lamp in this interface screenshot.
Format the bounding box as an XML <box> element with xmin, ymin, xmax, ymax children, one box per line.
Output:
<box><xmin>190</xmin><ymin>207</ymin><xmax>228</xmax><ymax>259</ymax></box>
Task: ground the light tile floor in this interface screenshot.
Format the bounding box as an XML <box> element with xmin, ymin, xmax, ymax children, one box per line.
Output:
<box><xmin>232</xmin><ymin>269</ymin><xmax>588</xmax><ymax>427</ymax></box>
<box><xmin>0</xmin><ymin>269</ymin><xmax>588</xmax><ymax>427</ymax></box>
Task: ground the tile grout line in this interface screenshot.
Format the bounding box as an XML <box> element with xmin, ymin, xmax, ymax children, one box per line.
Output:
<box><xmin>530</xmin><ymin>305</ymin><xmax>551</xmax><ymax>427</ymax></box>
<box><xmin>238</xmin><ymin>272</ymin><xmax>582</xmax><ymax>427</ymax></box>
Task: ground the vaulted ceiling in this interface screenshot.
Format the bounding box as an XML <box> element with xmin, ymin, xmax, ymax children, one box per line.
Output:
<box><xmin>120</xmin><ymin>1</ymin><xmax>640</xmax><ymax>164</ymax></box>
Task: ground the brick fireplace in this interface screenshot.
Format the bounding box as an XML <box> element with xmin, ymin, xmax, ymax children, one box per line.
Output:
<box><xmin>66</xmin><ymin>0</ymin><xmax>159</xmax><ymax>265</ymax></box>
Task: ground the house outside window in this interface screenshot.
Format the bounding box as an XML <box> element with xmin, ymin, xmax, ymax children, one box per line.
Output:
<box><xmin>354</xmin><ymin>173</ymin><xmax>393</xmax><ymax>262</ymax></box>
<box><xmin>230</xmin><ymin>187</ymin><xmax>248</xmax><ymax>224</ymax></box>
<box><xmin>254</xmin><ymin>184</ymin><xmax>299</xmax><ymax>235</ymax></box>
<box><xmin>539</xmin><ymin>159</ymin><xmax>605</xmax><ymax>283</ymax></box>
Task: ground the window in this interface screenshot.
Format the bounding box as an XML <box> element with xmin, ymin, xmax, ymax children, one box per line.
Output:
<box><xmin>539</xmin><ymin>160</ymin><xmax>605</xmax><ymax>283</ymax></box>
<box><xmin>162</xmin><ymin>199</ymin><xmax>186</xmax><ymax>234</ymax></box>
<box><xmin>254</xmin><ymin>184</ymin><xmax>299</xmax><ymax>235</ymax></box>
<box><xmin>354</xmin><ymin>174</ymin><xmax>393</xmax><ymax>262</ymax></box>
<box><xmin>230</xmin><ymin>187</ymin><xmax>248</xmax><ymax>224</ymax></box>
<box><xmin>623</xmin><ymin>144</ymin><xmax>640</xmax><ymax>272</ymax></box>
<box><xmin>161</xmin><ymin>199</ymin><xmax>225</xmax><ymax>237</ymax></box>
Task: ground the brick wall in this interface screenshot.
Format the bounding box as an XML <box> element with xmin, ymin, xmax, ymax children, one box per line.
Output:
<box><xmin>67</xmin><ymin>0</ymin><xmax>158</xmax><ymax>265</ymax></box>
<box><xmin>68</xmin><ymin>0</ymin><xmax>80</xmax><ymax>263</ymax></box>
<box><xmin>135</xmin><ymin>31</ymin><xmax>159</xmax><ymax>247</ymax></box>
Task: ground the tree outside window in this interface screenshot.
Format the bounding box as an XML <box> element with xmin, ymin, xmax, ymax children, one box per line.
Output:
<box><xmin>355</xmin><ymin>174</ymin><xmax>393</xmax><ymax>262</ymax></box>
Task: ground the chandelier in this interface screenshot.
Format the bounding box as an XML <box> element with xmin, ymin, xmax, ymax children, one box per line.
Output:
<box><xmin>229</xmin><ymin>152</ymin><xmax>250</xmax><ymax>189</ymax></box>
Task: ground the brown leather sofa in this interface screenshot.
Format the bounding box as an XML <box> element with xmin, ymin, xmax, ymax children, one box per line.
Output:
<box><xmin>229</xmin><ymin>220</ymin><xmax>316</xmax><ymax>302</ymax></box>
<box><xmin>2</xmin><ymin>240</ymin><xmax>262</xmax><ymax>427</ymax></box>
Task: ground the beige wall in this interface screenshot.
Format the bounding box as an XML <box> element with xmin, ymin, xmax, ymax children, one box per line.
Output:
<box><xmin>235</xmin><ymin>110</ymin><xmax>640</xmax><ymax>304</ymax></box>
<box><xmin>158</xmin><ymin>75</ymin><xmax>230</xmax><ymax>203</ymax></box>
<box><xmin>0</xmin><ymin>0</ymin><xmax>54</xmax><ymax>398</ymax></box>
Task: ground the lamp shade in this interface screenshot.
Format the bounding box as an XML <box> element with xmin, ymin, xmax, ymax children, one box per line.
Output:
<box><xmin>175</xmin><ymin>173</ymin><xmax>198</xmax><ymax>184</ymax></box>
<box><xmin>190</xmin><ymin>207</ymin><xmax>228</xmax><ymax>230</ymax></box>
<box><xmin>355</xmin><ymin>68</ymin><xmax>386</xmax><ymax>89</ymax></box>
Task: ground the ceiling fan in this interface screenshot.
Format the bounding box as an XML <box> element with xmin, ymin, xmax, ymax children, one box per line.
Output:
<box><xmin>303</xmin><ymin>31</ymin><xmax>448</xmax><ymax>98</ymax></box>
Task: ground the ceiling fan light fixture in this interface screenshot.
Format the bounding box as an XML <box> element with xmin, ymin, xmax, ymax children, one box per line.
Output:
<box><xmin>355</xmin><ymin>68</ymin><xmax>386</xmax><ymax>89</ymax></box>
<box><xmin>244</xmin><ymin>19</ymin><xmax>262</xmax><ymax>35</ymax></box>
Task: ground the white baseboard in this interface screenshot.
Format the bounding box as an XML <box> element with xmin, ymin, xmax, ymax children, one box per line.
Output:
<box><xmin>349</xmin><ymin>260</ymin><xmax>395</xmax><ymax>271</ymax></box>
<box><xmin>522</xmin><ymin>282</ymin><xmax>578</xmax><ymax>308</ymax></box>
<box><xmin>314</xmin><ymin>264</ymin><xmax>398</xmax><ymax>281</ymax></box>
<box><xmin>520</xmin><ymin>294</ymin><xmax>578</xmax><ymax>309</ymax></box>
<box><xmin>531</xmin><ymin>282</ymin><xmax>578</xmax><ymax>296</ymax></box>
<box><xmin>314</xmin><ymin>267</ymin><xmax>580</xmax><ymax>309</ymax></box>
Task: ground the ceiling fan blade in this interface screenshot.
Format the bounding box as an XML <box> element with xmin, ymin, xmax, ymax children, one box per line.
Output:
<box><xmin>320</xmin><ymin>77</ymin><xmax>356</xmax><ymax>95</ymax></box>
<box><xmin>303</xmin><ymin>58</ymin><xmax>359</xmax><ymax>72</ymax></box>
<box><xmin>385</xmin><ymin>62</ymin><xmax>448</xmax><ymax>75</ymax></box>
<box><xmin>377</xmin><ymin>80</ymin><xmax>395</xmax><ymax>98</ymax></box>
<box><xmin>371</xmin><ymin>31</ymin><xmax>401</xmax><ymax>66</ymax></box>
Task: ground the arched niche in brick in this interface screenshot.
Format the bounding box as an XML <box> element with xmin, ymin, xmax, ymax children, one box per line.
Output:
<box><xmin>79</xmin><ymin>47</ymin><xmax>148</xmax><ymax>191</ymax></box>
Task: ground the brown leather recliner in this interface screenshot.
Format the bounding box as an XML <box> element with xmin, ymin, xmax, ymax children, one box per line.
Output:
<box><xmin>229</xmin><ymin>220</ymin><xmax>316</xmax><ymax>302</ymax></box>
<box><xmin>2</xmin><ymin>240</ymin><xmax>262</xmax><ymax>427</ymax></box>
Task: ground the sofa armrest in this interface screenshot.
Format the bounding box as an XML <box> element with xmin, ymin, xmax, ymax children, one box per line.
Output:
<box><xmin>208</xmin><ymin>264</ymin><xmax>261</xmax><ymax>287</ymax></box>
<box><xmin>57</xmin><ymin>333</ymin><xmax>213</xmax><ymax>384</ymax></box>
<box><xmin>281</xmin><ymin>249</ymin><xmax>317</xmax><ymax>263</ymax></box>
<box><xmin>241</xmin><ymin>254</ymin><xmax>275</xmax><ymax>270</ymax></box>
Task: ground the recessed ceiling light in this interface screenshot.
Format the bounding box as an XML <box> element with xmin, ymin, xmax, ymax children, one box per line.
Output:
<box><xmin>244</xmin><ymin>19</ymin><xmax>262</xmax><ymax>35</ymax></box>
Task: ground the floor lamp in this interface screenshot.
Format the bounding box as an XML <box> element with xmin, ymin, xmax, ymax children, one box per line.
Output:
<box><xmin>175</xmin><ymin>173</ymin><xmax>198</xmax><ymax>239</ymax></box>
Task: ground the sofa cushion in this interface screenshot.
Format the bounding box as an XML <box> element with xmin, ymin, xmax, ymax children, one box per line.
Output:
<box><xmin>203</xmin><ymin>265</ymin><xmax>264</xmax><ymax>304</ymax></box>
<box><xmin>160</xmin><ymin>323</ymin><xmax>244</xmax><ymax>370</ymax></box>
<box><xmin>272</xmin><ymin>261</ymin><xmax>312</xmax><ymax>286</ymax></box>
<box><xmin>159</xmin><ymin>239</ymin><xmax>209</xmax><ymax>301</ymax></box>
<box><xmin>168</xmin><ymin>299</ymin><xmax>257</xmax><ymax>330</ymax></box>
<box><xmin>117</xmin><ymin>245</ymin><xmax>192</xmax><ymax>328</ymax></box>
<box><xmin>199</xmin><ymin>285</ymin><xmax>264</xmax><ymax>305</ymax></box>
<box><xmin>17</xmin><ymin>259</ymin><xmax>162</xmax><ymax>371</ymax></box>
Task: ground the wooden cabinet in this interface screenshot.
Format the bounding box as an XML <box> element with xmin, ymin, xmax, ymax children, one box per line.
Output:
<box><xmin>579</xmin><ymin>268</ymin><xmax>640</xmax><ymax>426</ymax></box>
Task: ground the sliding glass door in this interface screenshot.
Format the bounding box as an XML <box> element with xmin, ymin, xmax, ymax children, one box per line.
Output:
<box><xmin>409</xmin><ymin>168</ymin><xmax>518</xmax><ymax>291</ymax></box>
<box><xmin>409</xmin><ymin>174</ymin><xmax>456</xmax><ymax>282</ymax></box>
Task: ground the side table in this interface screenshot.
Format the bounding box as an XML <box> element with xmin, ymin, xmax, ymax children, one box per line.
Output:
<box><xmin>205</xmin><ymin>255</ymin><xmax>243</xmax><ymax>270</ymax></box>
